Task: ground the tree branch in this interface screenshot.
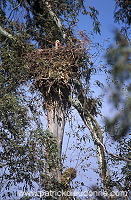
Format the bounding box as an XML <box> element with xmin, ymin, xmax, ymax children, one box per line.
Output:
<box><xmin>69</xmin><ymin>96</ymin><xmax>131</xmax><ymax>163</ymax></box>
<box><xmin>8</xmin><ymin>1</ymin><xmax>22</xmax><ymax>20</ymax></box>
<box><xmin>120</xmin><ymin>139</ymin><xmax>131</xmax><ymax>150</ymax></box>
<box><xmin>42</xmin><ymin>0</ymin><xmax>66</xmax><ymax>40</ymax></box>
<box><xmin>68</xmin><ymin>96</ymin><xmax>110</xmax><ymax>190</ymax></box>
<box><xmin>0</xmin><ymin>26</ymin><xmax>15</xmax><ymax>40</ymax></box>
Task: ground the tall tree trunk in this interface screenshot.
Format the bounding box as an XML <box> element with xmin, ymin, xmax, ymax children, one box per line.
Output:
<box><xmin>47</xmin><ymin>101</ymin><xmax>65</xmax><ymax>159</ymax></box>
<box><xmin>44</xmin><ymin>100</ymin><xmax>65</xmax><ymax>200</ymax></box>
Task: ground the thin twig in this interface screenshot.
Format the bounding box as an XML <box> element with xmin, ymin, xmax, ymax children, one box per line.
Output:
<box><xmin>120</xmin><ymin>139</ymin><xmax>131</xmax><ymax>150</ymax></box>
<box><xmin>8</xmin><ymin>1</ymin><xmax>22</xmax><ymax>20</ymax></box>
<box><xmin>69</xmin><ymin>96</ymin><xmax>131</xmax><ymax>163</ymax></box>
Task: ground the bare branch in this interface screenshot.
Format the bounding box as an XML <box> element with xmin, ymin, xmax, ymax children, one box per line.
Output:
<box><xmin>0</xmin><ymin>26</ymin><xmax>15</xmax><ymax>40</ymax></box>
<box><xmin>69</xmin><ymin>96</ymin><xmax>131</xmax><ymax>162</ymax></box>
<box><xmin>85</xmin><ymin>112</ymin><xmax>131</xmax><ymax>162</ymax></box>
<box><xmin>120</xmin><ymin>139</ymin><xmax>131</xmax><ymax>150</ymax></box>
<box><xmin>107</xmin><ymin>151</ymin><xmax>131</xmax><ymax>162</ymax></box>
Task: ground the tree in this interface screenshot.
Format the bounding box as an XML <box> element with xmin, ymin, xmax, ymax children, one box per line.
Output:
<box><xmin>0</xmin><ymin>1</ymin><xmax>130</xmax><ymax>200</ymax></box>
<box><xmin>104</xmin><ymin>0</ymin><xmax>131</xmax><ymax>197</ymax></box>
<box><xmin>114</xmin><ymin>0</ymin><xmax>131</xmax><ymax>35</ymax></box>
<box><xmin>105</xmin><ymin>31</ymin><xmax>131</xmax><ymax>139</ymax></box>
<box><xmin>105</xmin><ymin>0</ymin><xmax>131</xmax><ymax>139</ymax></box>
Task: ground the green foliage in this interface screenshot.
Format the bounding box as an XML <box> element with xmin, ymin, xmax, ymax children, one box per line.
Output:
<box><xmin>1</xmin><ymin>43</ymin><xmax>26</xmax><ymax>90</ymax></box>
<box><xmin>114</xmin><ymin>0</ymin><xmax>131</xmax><ymax>25</ymax></box>
<box><xmin>104</xmin><ymin>2</ymin><xmax>131</xmax><ymax>197</ymax></box>
<box><xmin>106</xmin><ymin>32</ymin><xmax>131</xmax><ymax>139</ymax></box>
<box><xmin>43</xmin><ymin>130</ymin><xmax>59</xmax><ymax>168</ymax></box>
<box><xmin>120</xmin><ymin>140</ymin><xmax>131</xmax><ymax>192</ymax></box>
<box><xmin>88</xmin><ymin>6</ymin><xmax>101</xmax><ymax>34</ymax></box>
<box><xmin>0</xmin><ymin>93</ymin><xmax>28</xmax><ymax>137</ymax></box>
<box><xmin>114</xmin><ymin>0</ymin><xmax>131</xmax><ymax>35</ymax></box>
<box><xmin>0</xmin><ymin>0</ymin><xmax>101</xmax><ymax>48</ymax></box>
<box><xmin>107</xmin><ymin>139</ymin><xmax>131</xmax><ymax>193</ymax></box>
<box><xmin>0</xmin><ymin>128</ymin><xmax>49</xmax><ymax>199</ymax></box>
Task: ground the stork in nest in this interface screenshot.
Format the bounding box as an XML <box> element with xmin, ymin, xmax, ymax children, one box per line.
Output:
<box><xmin>55</xmin><ymin>40</ymin><xmax>62</xmax><ymax>50</ymax></box>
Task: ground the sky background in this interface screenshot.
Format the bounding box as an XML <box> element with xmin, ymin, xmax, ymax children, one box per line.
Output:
<box><xmin>78</xmin><ymin>0</ymin><xmax>120</xmax><ymax>42</ymax></box>
<box><xmin>77</xmin><ymin>0</ymin><xmax>122</xmax><ymax>116</ymax></box>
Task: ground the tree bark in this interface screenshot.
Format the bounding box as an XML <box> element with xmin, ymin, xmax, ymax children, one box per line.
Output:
<box><xmin>43</xmin><ymin>101</ymin><xmax>65</xmax><ymax>200</ymax></box>
<box><xmin>47</xmin><ymin>101</ymin><xmax>65</xmax><ymax>159</ymax></box>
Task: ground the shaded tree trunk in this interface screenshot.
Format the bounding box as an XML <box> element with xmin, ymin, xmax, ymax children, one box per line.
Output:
<box><xmin>43</xmin><ymin>100</ymin><xmax>65</xmax><ymax>200</ymax></box>
<box><xmin>47</xmin><ymin>101</ymin><xmax>65</xmax><ymax>159</ymax></box>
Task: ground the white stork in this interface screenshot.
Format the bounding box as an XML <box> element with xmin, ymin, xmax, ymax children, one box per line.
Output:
<box><xmin>55</xmin><ymin>40</ymin><xmax>62</xmax><ymax>49</ymax></box>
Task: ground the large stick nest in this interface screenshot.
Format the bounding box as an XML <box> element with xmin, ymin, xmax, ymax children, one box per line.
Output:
<box><xmin>25</xmin><ymin>46</ymin><xmax>89</xmax><ymax>107</ymax></box>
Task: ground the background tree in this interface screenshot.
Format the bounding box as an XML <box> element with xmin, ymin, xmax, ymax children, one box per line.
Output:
<box><xmin>103</xmin><ymin>0</ymin><xmax>131</xmax><ymax>196</ymax></box>
<box><xmin>105</xmin><ymin>0</ymin><xmax>131</xmax><ymax>139</ymax></box>
<box><xmin>105</xmin><ymin>32</ymin><xmax>131</xmax><ymax>139</ymax></box>
<box><xmin>114</xmin><ymin>0</ymin><xmax>131</xmax><ymax>35</ymax></box>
